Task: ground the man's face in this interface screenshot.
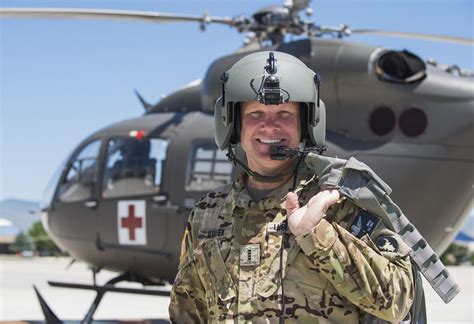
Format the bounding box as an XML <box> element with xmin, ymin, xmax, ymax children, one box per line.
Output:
<box><xmin>240</xmin><ymin>101</ymin><xmax>301</xmax><ymax>176</ymax></box>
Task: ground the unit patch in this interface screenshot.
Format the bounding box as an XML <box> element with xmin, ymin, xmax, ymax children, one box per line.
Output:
<box><xmin>240</xmin><ymin>244</ymin><xmax>260</xmax><ymax>266</ymax></box>
<box><xmin>375</xmin><ymin>235</ymin><xmax>399</xmax><ymax>253</ymax></box>
<box><xmin>349</xmin><ymin>210</ymin><xmax>380</xmax><ymax>238</ymax></box>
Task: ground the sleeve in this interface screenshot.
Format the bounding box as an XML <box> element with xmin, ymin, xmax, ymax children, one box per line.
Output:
<box><xmin>295</xmin><ymin>218</ymin><xmax>414</xmax><ymax>322</ymax></box>
<box><xmin>168</xmin><ymin>212</ymin><xmax>208</xmax><ymax>323</ymax></box>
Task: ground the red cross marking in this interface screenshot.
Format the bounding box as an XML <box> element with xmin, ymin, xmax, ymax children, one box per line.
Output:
<box><xmin>121</xmin><ymin>205</ymin><xmax>142</xmax><ymax>241</ymax></box>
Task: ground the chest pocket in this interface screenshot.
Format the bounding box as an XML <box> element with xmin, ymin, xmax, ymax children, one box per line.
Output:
<box><xmin>199</xmin><ymin>233</ymin><xmax>237</xmax><ymax>301</ymax></box>
<box><xmin>255</xmin><ymin>234</ymin><xmax>301</xmax><ymax>298</ymax></box>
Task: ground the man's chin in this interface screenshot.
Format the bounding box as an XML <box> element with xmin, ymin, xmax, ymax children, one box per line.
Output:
<box><xmin>254</xmin><ymin>156</ymin><xmax>296</xmax><ymax>173</ymax></box>
<box><xmin>258</xmin><ymin>151</ymin><xmax>280</xmax><ymax>161</ymax></box>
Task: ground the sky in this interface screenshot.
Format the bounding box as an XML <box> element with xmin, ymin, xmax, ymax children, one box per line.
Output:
<box><xmin>0</xmin><ymin>0</ymin><xmax>473</xmax><ymax>202</ymax></box>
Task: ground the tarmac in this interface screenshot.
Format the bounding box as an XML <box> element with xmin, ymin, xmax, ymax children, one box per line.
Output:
<box><xmin>0</xmin><ymin>256</ymin><xmax>473</xmax><ymax>323</ymax></box>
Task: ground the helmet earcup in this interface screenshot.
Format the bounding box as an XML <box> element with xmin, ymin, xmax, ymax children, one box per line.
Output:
<box><xmin>214</xmin><ymin>98</ymin><xmax>234</xmax><ymax>150</ymax></box>
<box><xmin>308</xmin><ymin>100</ymin><xmax>326</xmax><ymax>147</ymax></box>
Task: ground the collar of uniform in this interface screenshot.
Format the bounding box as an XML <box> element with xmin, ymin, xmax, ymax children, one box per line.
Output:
<box><xmin>231</xmin><ymin>172</ymin><xmax>252</xmax><ymax>209</ymax></box>
<box><xmin>231</xmin><ymin>167</ymin><xmax>312</xmax><ymax>211</ymax></box>
<box><xmin>292</xmin><ymin>163</ymin><xmax>317</xmax><ymax>194</ymax></box>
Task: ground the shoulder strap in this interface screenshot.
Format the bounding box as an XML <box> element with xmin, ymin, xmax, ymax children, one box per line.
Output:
<box><xmin>304</xmin><ymin>153</ymin><xmax>460</xmax><ymax>304</ymax></box>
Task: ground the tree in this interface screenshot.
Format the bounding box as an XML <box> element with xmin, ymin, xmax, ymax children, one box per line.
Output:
<box><xmin>440</xmin><ymin>242</ymin><xmax>473</xmax><ymax>265</ymax></box>
<box><xmin>9</xmin><ymin>231</ymin><xmax>34</xmax><ymax>253</ymax></box>
<box><xmin>28</xmin><ymin>221</ymin><xmax>61</xmax><ymax>255</ymax></box>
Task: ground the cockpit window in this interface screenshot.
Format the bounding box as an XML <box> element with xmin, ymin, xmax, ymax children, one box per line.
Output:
<box><xmin>41</xmin><ymin>157</ymin><xmax>68</xmax><ymax>209</ymax></box>
<box><xmin>58</xmin><ymin>140</ymin><xmax>101</xmax><ymax>203</ymax></box>
<box><xmin>102</xmin><ymin>137</ymin><xmax>169</xmax><ymax>199</ymax></box>
<box><xmin>186</xmin><ymin>142</ymin><xmax>233</xmax><ymax>192</ymax></box>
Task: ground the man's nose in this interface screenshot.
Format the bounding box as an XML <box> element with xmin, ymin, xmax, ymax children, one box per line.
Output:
<box><xmin>260</xmin><ymin>114</ymin><xmax>280</xmax><ymax>129</ymax></box>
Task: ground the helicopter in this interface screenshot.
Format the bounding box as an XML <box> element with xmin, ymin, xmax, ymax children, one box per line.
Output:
<box><xmin>1</xmin><ymin>0</ymin><xmax>473</xmax><ymax>322</ymax></box>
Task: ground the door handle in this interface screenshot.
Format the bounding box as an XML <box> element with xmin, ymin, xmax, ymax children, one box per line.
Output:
<box><xmin>85</xmin><ymin>200</ymin><xmax>98</xmax><ymax>208</ymax></box>
<box><xmin>152</xmin><ymin>194</ymin><xmax>167</xmax><ymax>202</ymax></box>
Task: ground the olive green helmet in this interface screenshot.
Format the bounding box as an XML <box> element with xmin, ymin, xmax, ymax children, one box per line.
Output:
<box><xmin>214</xmin><ymin>51</ymin><xmax>326</xmax><ymax>150</ymax></box>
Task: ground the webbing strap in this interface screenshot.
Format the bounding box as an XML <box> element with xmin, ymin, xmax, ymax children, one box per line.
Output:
<box><xmin>304</xmin><ymin>154</ymin><xmax>346</xmax><ymax>189</ymax></box>
<box><xmin>304</xmin><ymin>153</ymin><xmax>460</xmax><ymax>304</ymax></box>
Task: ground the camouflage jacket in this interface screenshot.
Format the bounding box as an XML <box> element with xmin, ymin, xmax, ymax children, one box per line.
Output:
<box><xmin>169</xmin><ymin>159</ymin><xmax>414</xmax><ymax>323</ymax></box>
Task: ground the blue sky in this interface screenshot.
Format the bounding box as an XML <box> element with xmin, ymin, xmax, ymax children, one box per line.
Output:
<box><xmin>1</xmin><ymin>0</ymin><xmax>473</xmax><ymax>202</ymax></box>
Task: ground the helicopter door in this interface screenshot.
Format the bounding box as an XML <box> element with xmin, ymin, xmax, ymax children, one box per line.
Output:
<box><xmin>97</xmin><ymin>137</ymin><xmax>170</xmax><ymax>251</ymax></box>
<box><xmin>50</xmin><ymin>139</ymin><xmax>102</xmax><ymax>241</ymax></box>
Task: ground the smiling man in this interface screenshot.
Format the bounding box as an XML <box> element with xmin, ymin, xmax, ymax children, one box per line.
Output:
<box><xmin>240</xmin><ymin>101</ymin><xmax>301</xmax><ymax>190</ymax></box>
<box><xmin>169</xmin><ymin>51</ymin><xmax>416</xmax><ymax>323</ymax></box>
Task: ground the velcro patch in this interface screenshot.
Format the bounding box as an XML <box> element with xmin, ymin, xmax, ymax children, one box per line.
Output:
<box><xmin>349</xmin><ymin>210</ymin><xmax>379</xmax><ymax>238</ymax></box>
<box><xmin>240</xmin><ymin>244</ymin><xmax>260</xmax><ymax>266</ymax></box>
<box><xmin>375</xmin><ymin>235</ymin><xmax>399</xmax><ymax>253</ymax></box>
<box><xmin>267</xmin><ymin>222</ymin><xmax>288</xmax><ymax>234</ymax></box>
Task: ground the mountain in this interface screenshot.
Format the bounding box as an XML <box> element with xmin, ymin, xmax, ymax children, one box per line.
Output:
<box><xmin>0</xmin><ymin>199</ymin><xmax>41</xmax><ymax>232</ymax></box>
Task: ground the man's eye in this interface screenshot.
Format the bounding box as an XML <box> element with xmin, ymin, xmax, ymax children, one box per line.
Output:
<box><xmin>278</xmin><ymin>111</ymin><xmax>291</xmax><ymax>118</ymax></box>
<box><xmin>249</xmin><ymin>111</ymin><xmax>263</xmax><ymax>118</ymax></box>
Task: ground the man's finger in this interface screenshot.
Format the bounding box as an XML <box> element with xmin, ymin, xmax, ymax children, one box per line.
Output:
<box><xmin>286</xmin><ymin>192</ymin><xmax>300</xmax><ymax>216</ymax></box>
<box><xmin>323</xmin><ymin>190</ymin><xmax>341</xmax><ymax>211</ymax></box>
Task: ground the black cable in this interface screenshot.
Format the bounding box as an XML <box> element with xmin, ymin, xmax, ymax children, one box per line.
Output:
<box><xmin>279</xmin><ymin>165</ymin><xmax>300</xmax><ymax>323</ymax></box>
<box><xmin>279</xmin><ymin>230</ymin><xmax>287</xmax><ymax>323</ymax></box>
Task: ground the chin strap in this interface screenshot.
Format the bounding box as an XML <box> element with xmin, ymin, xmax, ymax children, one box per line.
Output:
<box><xmin>226</xmin><ymin>144</ymin><xmax>327</xmax><ymax>183</ymax></box>
<box><xmin>226</xmin><ymin>147</ymin><xmax>285</xmax><ymax>183</ymax></box>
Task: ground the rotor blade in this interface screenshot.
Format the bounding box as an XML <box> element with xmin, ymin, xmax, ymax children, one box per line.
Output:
<box><xmin>0</xmin><ymin>8</ymin><xmax>234</xmax><ymax>26</ymax></box>
<box><xmin>352</xmin><ymin>29</ymin><xmax>473</xmax><ymax>46</ymax></box>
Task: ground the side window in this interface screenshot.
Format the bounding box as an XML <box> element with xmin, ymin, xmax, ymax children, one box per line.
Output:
<box><xmin>58</xmin><ymin>140</ymin><xmax>101</xmax><ymax>202</ymax></box>
<box><xmin>186</xmin><ymin>142</ymin><xmax>233</xmax><ymax>192</ymax></box>
<box><xmin>102</xmin><ymin>137</ymin><xmax>169</xmax><ymax>199</ymax></box>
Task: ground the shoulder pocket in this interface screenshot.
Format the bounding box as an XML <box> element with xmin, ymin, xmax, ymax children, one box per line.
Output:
<box><xmin>371</xmin><ymin>229</ymin><xmax>411</xmax><ymax>259</ymax></box>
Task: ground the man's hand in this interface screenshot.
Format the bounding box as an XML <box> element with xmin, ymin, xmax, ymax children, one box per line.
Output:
<box><xmin>286</xmin><ymin>190</ymin><xmax>340</xmax><ymax>236</ymax></box>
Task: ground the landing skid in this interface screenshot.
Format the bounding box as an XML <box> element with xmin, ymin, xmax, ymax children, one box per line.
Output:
<box><xmin>33</xmin><ymin>272</ymin><xmax>171</xmax><ymax>324</ymax></box>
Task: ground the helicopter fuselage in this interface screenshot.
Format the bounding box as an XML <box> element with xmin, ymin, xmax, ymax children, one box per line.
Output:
<box><xmin>41</xmin><ymin>38</ymin><xmax>473</xmax><ymax>283</ymax></box>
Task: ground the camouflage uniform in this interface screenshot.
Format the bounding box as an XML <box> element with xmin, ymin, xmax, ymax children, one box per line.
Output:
<box><xmin>169</xmin><ymin>159</ymin><xmax>414</xmax><ymax>323</ymax></box>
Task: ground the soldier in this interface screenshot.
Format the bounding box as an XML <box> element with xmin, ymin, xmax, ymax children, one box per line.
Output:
<box><xmin>169</xmin><ymin>51</ymin><xmax>415</xmax><ymax>323</ymax></box>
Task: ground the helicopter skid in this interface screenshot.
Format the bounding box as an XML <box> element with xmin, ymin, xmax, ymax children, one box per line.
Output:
<box><xmin>33</xmin><ymin>273</ymin><xmax>171</xmax><ymax>324</ymax></box>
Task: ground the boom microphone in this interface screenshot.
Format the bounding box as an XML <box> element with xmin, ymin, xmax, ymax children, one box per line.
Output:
<box><xmin>269</xmin><ymin>145</ymin><xmax>327</xmax><ymax>160</ymax></box>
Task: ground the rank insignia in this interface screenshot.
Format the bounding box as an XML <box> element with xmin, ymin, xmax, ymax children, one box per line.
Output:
<box><xmin>375</xmin><ymin>235</ymin><xmax>399</xmax><ymax>253</ymax></box>
<box><xmin>240</xmin><ymin>244</ymin><xmax>260</xmax><ymax>266</ymax></box>
<box><xmin>349</xmin><ymin>210</ymin><xmax>379</xmax><ymax>238</ymax></box>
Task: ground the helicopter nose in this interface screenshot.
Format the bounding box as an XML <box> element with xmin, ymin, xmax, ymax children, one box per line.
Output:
<box><xmin>40</xmin><ymin>210</ymin><xmax>50</xmax><ymax>235</ymax></box>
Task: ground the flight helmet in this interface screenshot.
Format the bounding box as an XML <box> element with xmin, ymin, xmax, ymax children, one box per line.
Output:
<box><xmin>214</xmin><ymin>51</ymin><xmax>326</xmax><ymax>150</ymax></box>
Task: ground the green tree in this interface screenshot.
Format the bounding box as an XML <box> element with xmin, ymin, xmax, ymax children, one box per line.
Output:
<box><xmin>9</xmin><ymin>231</ymin><xmax>35</xmax><ymax>253</ymax></box>
<box><xmin>440</xmin><ymin>242</ymin><xmax>473</xmax><ymax>265</ymax></box>
<box><xmin>28</xmin><ymin>221</ymin><xmax>61</xmax><ymax>254</ymax></box>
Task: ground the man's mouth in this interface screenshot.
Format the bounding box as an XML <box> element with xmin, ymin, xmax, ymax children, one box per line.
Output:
<box><xmin>257</xmin><ymin>138</ymin><xmax>284</xmax><ymax>145</ymax></box>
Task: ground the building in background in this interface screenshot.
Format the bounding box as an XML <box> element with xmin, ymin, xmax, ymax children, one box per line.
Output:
<box><xmin>0</xmin><ymin>218</ymin><xmax>20</xmax><ymax>253</ymax></box>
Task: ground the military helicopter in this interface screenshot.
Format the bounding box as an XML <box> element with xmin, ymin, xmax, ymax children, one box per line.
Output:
<box><xmin>2</xmin><ymin>0</ymin><xmax>473</xmax><ymax>322</ymax></box>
